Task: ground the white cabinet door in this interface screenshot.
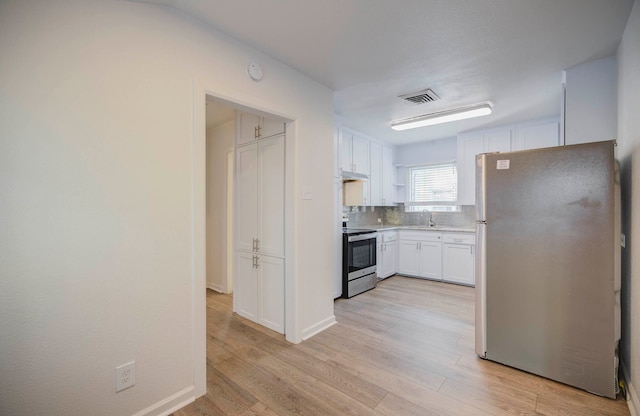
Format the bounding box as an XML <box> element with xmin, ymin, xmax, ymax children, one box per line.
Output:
<box><xmin>381</xmin><ymin>146</ymin><xmax>394</xmax><ymax>206</ymax></box>
<box><xmin>398</xmin><ymin>240</ymin><xmax>420</xmax><ymax>276</ymax></box>
<box><xmin>369</xmin><ymin>142</ymin><xmax>382</xmax><ymax>206</ymax></box>
<box><xmin>235</xmin><ymin>144</ymin><xmax>259</xmax><ymax>252</ymax></box>
<box><xmin>457</xmin><ymin>128</ymin><xmax>511</xmax><ymax>205</ymax></box>
<box><xmin>236</xmin><ymin>111</ymin><xmax>285</xmax><ymax>146</ymax></box>
<box><xmin>260</xmin><ymin>117</ymin><xmax>285</xmax><ymax>140</ymax></box>
<box><xmin>351</xmin><ymin>134</ymin><xmax>370</xmax><ymax>175</ymax></box>
<box><xmin>442</xmin><ymin>243</ymin><xmax>475</xmax><ymax>285</ymax></box>
<box><xmin>378</xmin><ymin>231</ymin><xmax>397</xmax><ymax>279</ymax></box>
<box><xmin>381</xmin><ymin>241</ymin><xmax>397</xmax><ymax>278</ymax></box>
<box><xmin>258</xmin><ymin>135</ymin><xmax>285</xmax><ymax>257</ymax></box>
<box><xmin>457</xmin><ymin>133</ymin><xmax>485</xmax><ymax>206</ymax></box>
<box><xmin>235</xmin><ymin>251</ymin><xmax>258</xmax><ymax>321</ymax></box>
<box><xmin>341</xmin><ymin>129</ymin><xmax>353</xmax><ymax>172</ymax></box>
<box><xmin>376</xmin><ymin>238</ymin><xmax>383</xmax><ymax>277</ymax></box>
<box><xmin>257</xmin><ymin>255</ymin><xmax>285</xmax><ymax>333</ymax></box>
<box><xmin>235</xmin><ymin>252</ymin><xmax>284</xmax><ymax>334</ymax></box>
<box><xmin>237</xmin><ymin>112</ymin><xmax>261</xmax><ymax>146</ymax></box>
<box><xmin>418</xmin><ymin>241</ymin><xmax>442</xmax><ymax>280</ymax></box>
<box><xmin>484</xmin><ymin>129</ymin><xmax>511</xmax><ymax>153</ymax></box>
<box><xmin>513</xmin><ymin>121</ymin><xmax>559</xmax><ymax>151</ymax></box>
<box><xmin>236</xmin><ymin>136</ymin><xmax>285</xmax><ymax>257</ymax></box>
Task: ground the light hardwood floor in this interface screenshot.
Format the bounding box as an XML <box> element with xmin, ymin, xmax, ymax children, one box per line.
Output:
<box><xmin>174</xmin><ymin>276</ymin><xmax>630</xmax><ymax>416</ymax></box>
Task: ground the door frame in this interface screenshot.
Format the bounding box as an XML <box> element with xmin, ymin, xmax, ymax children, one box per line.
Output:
<box><xmin>191</xmin><ymin>80</ymin><xmax>298</xmax><ymax>397</ymax></box>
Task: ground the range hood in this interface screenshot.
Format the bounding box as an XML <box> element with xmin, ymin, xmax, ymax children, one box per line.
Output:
<box><xmin>341</xmin><ymin>170</ymin><xmax>368</xmax><ymax>180</ymax></box>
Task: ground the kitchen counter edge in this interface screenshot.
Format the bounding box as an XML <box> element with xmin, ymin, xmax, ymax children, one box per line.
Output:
<box><xmin>358</xmin><ymin>225</ymin><xmax>475</xmax><ymax>233</ymax></box>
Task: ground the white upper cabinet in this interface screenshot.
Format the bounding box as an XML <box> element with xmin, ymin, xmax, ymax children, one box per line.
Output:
<box><xmin>381</xmin><ymin>146</ymin><xmax>394</xmax><ymax>206</ymax></box>
<box><xmin>341</xmin><ymin>127</ymin><xmax>370</xmax><ymax>175</ymax></box>
<box><xmin>236</xmin><ymin>111</ymin><xmax>286</xmax><ymax>146</ymax></box>
<box><xmin>457</xmin><ymin>127</ymin><xmax>511</xmax><ymax>206</ymax></box>
<box><xmin>369</xmin><ymin>142</ymin><xmax>382</xmax><ymax>205</ymax></box>
<box><xmin>341</xmin><ymin>128</ymin><xmax>353</xmax><ymax>173</ymax></box>
<box><xmin>513</xmin><ymin>120</ymin><xmax>560</xmax><ymax>151</ymax></box>
<box><xmin>338</xmin><ymin>124</ymin><xmax>397</xmax><ymax>207</ymax></box>
<box><xmin>457</xmin><ymin>119</ymin><xmax>560</xmax><ymax>205</ymax></box>
<box><xmin>457</xmin><ymin>133</ymin><xmax>485</xmax><ymax>206</ymax></box>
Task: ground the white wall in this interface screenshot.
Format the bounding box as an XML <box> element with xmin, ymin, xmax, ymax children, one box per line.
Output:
<box><xmin>564</xmin><ymin>56</ymin><xmax>618</xmax><ymax>145</ymax></box>
<box><xmin>395</xmin><ymin>136</ymin><xmax>457</xmax><ymax>166</ymax></box>
<box><xmin>0</xmin><ymin>1</ymin><xmax>335</xmax><ymax>415</ymax></box>
<box><xmin>206</xmin><ymin>120</ymin><xmax>234</xmax><ymax>293</ymax></box>
<box><xmin>617</xmin><ymin>1</ymin><xmax>640</xmax><ymax>412</ymax></box>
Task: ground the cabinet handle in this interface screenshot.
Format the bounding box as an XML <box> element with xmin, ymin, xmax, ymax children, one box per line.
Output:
<box><xmin>416</xmin><ymin>242</ymin><xmax>419</xmax><ymax>250</ymax></box>
<box><xmin>257</xmin><ymin>125</ymin><xmax>262</xmax><ymax>137</ymax></box>
<box><xmin>252</xmin><ymin>255</ymin><xmax>257</xmax><ymax>268</ymax></box>
<box><xmin>470</xmin><ymin>246</ymin><xmax>473</xmax><ymax>255</ymax></box>
<box><xmin>255</xmin><ymin>256</ymin><xmax>259</xmax><ymax>268</ymax></box>
<box><xmin>256</xmin><ymin>238</ymin><xmax>260</xmax><ymax>252</ymax></box>
<box><xmin>254</xmin><ymin>126</ymin><xmax>259</xmax><ymax>139</ymax></box>
<box><xmin>252</xmin><ymin>238</ymin><xmax>258</xmax><ymax>252</ymax></box>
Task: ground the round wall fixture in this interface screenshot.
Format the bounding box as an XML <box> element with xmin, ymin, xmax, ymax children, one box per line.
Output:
<box><xmin>247</xmin><ymin>62</ymin><xmax>263</xmax><ymax>82</ymax></box>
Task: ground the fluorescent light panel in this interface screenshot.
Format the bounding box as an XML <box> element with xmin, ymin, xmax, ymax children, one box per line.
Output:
<box><xmin>391</xmin><ymin>103</ymin><xmax>493</xmax><ymax>131</ymax></box>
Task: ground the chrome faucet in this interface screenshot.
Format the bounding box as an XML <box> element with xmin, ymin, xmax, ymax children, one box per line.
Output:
<box><xmin>422</xmin><ymin>209</ymin><xmax>435</xmax><ymax>227</ymax></box>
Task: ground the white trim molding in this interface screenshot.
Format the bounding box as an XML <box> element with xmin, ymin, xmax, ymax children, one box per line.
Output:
<box><xmin>302</xmin><ymin>315</ymin><xmax>337</xmax><ymax>341</ymax></box>
<box><xmin>622</xmin><ymin>361</ymin><xmax>639</xmax><ymax>416</ymax></box>
<box><xmin>629</xmin><ymin>386</ymin><xmax>639</xmax><ymax>416</ymax></box>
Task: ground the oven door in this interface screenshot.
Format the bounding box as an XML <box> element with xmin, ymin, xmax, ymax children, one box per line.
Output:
<box><xmin>346</xmin><ymin>232</ymin><xmax>377</xmax><ymax>281</ymax></box>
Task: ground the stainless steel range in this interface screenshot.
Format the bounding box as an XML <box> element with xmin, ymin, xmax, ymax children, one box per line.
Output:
<box><xmin>342</xmin><ymin>228</ymin><xmax>377</xmax><ymax>298</ymax></box>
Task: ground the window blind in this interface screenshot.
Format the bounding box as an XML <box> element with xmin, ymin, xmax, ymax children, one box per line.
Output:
<box><xmin>409</xmin><ymin>163</ymin><xmax>457</xmax><ymax>204</ymax></box>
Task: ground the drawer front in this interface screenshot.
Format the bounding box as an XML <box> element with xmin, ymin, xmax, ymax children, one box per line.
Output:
<box><xmin>383</xmin><ymin>231</ymin><xmax>397</xmax><ymax>242</ymax></box>
<box><xmin>399</xmin><ymin>230</ymin><xmax>441</xmax><ymax>242</ymax></box>
<box><xmin>442</xmin><ymin>233</ymin><xmax>475</xmax><ymax>245</ymax></box>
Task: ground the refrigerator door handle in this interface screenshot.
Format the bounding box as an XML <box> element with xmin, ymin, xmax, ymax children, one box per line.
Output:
<box><xmin>475</xmin><ymin>222</ymin><xmax>487</xmax><ymax>358</ymax></box>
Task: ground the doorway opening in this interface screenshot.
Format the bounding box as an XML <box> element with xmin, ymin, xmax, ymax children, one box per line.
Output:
<box><xmin>203</xmin><ymin>93</ymin><xmax>294</xmax><ymax>340</ymax></box>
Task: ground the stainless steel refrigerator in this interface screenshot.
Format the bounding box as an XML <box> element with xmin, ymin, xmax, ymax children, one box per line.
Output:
<box><xmin>475</xmin><ymin>140</ymin><xmax>621</xmax><ymax>398</ymax></box>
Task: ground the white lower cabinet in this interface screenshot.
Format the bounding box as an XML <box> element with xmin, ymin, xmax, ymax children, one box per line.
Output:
<box><xmin>398</xmin><ymin>231</ymin><xmax>442</xmax><ymax>280</ymax></box>
<box><xmin>377</xmin><ymin>230</ymin><xmax>397</xmax><ymax>279</ymax></box>
<box><xmin>442</xmin><ymin>233</ymin><xmax>476</xmax><ymax>286</ymax></box>
<box><xmin>235</xmin><ymin>251</ymin><xmax>284</xmax><ymax>333</ymax></box>
<box><xmin>398</xmin><ymin>230</ymin><xmax>475</xmax><ymax>286</ymax></box>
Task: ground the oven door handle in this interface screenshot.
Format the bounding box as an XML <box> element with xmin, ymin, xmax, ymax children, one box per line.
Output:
<box><xmin>347</xmin><ymin>232</ymin><xmax>378</xmax><ymax>242</ymax></box>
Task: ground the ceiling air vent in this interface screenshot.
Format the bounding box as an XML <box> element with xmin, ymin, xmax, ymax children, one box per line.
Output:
<box><xmin>399</xmin><ymin>88</ymin><xmax>440</xmax><ymax>105</ymax></box>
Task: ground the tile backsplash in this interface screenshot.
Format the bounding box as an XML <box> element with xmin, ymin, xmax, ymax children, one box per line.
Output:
<box><xmin>344</xmin><ymin>205</ymin><xmax>476</xmax><ymax>229</ymax></box>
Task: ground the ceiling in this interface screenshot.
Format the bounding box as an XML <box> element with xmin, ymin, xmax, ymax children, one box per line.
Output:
<box><xmin>145</xmin><ymin>0</ymin><xmax>634</xmax><ymax>145</ymax></box>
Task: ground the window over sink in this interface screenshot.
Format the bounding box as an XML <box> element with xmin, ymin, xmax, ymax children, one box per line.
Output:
<box><xmin>406</xmin><ymin>162</ymin><xmax>460</xmax><ymax>212</ymax></box>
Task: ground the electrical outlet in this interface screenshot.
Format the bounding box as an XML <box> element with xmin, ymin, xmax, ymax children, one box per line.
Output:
<box><xmin>115</xmin><ymin>361</ymin><xmax>135</xmax><ymax>392</ymax></box>
<box><xmin>377</xmin><ymin>218</ymin><xmax>382</xmax><ymax>223</ymax></box>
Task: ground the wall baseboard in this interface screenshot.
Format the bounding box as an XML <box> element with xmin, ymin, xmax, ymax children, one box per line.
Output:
<box><xmin>206</xmin><ymin>283</ymin><xmax>224</xmax><ymax>293</ymax></box>
<box><xmin>132</xmin><ymin>385</ymin><xmax>195</xmax><ymax>416</ymax></box>
<box><xmin>622</xmin><ymin>360</ymin><xmax>639</xmax><ymax>416</ymax></box>
<box><xmin>301</xmin><ymin>315</ymin><xmax>336</xmax><ymax>341</ymax></box>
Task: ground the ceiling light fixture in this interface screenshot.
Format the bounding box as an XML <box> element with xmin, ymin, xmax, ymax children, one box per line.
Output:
<box><xmin>390</xmin><ymin>102</ymin><xmax>493</xmax><ymax>131</ymax></box>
